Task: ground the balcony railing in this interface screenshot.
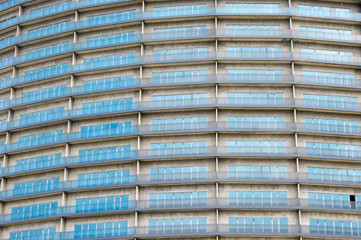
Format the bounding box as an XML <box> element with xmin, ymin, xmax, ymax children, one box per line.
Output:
<box><xmin>0</xmin><ymin>197</ymin><xmax>359</xmax><ymax>226</ymax></box>
<box><xmin>2</xmin><ymin>170</ymin><xmax>361</xmax><ymax>202</ymax></box>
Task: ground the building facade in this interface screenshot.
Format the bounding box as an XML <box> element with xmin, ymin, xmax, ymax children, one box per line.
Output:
<box><xmin>0</xmin><ymin>0</ymin><xmax>360</xmax><ymax>239</ymax></box>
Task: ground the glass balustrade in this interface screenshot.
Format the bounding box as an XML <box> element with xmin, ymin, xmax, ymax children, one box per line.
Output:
<box><xmin>227</xmin><ymin>141</ymin><xmax>286</xmax><ymax>154</ymax></box>
<box><xmin>307</xmin><ymin>167</ymin><xmax>361</xmax><ymax>184</ymax></box>
<box><xmin>301</xmin><ymin>71</ymin><xmax>356</xmax><ymax>86</ymax></box>
<box><xmin>303</xmin><ymin>94</ymin><xmax>358</xmax><ymax>109</ymax></box>
<box><xmin>1</xmin><ymin>5</ymin><xmax>361</xmax><ymax>54</ymax></box>
<box><xmin>9</xmin><ymin>227</ymin><xmax>56</xmax><ymax>240</ymax></box>
<box><xmin>306</xmin><ymin>142</ymin><xmax>361</xmax><ymax>158</ymax></box>
<box><xmin>227</xmin><ymin>93</ymin><xmax>284</xmax><ymax>105</ymax></box>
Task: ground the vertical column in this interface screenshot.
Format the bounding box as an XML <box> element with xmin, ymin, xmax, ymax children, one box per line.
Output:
<box><xmin>18</xmin><ymin>5</ymin><xmax>23</xmax><ymax>16</ymax></box>
<box><xmin>292</xmin><ymin>85</ymin><xmax>297</xmax><ymax>146</ymax></box>
<box><xmin>70</xmin><ymin>75</ymin><xmax>75</xmax><ymax>87</ymax></box>
<box><xmin>60</xmin><ymin>217</ymin><xmax>66</xmax><ymax>232</ymax></box>
<box><xmin>12</xmin><ymin>66</ymin><xmax>17</xmax><ymax>78</ymax></box>
<box><xmin>7</xmin><ymin>109</ymin><xmax>13</xmax><ymax>122</ymax></box>
<box><xmin>72</xmin><ymin>53</ymin><xmax>77</xmax><ymax>65</ymax></box>
<box><xmin>68</xmin><ymin>97</ymin><xmax>74</xmax><ymax>110</ymax></box>
<box><xmin>3</xmin><ymin>155</ymin><xmax>9</xmax><ymax>168</ymax></box>
<box><xmin>14</xmin><ymin>45</ymin><xmax>19</xmax><ymax>57</ymax></box>
<box><xmin>9</xmin><ymin>88</ymin><xmax>15</xmax><ymax>100</ymax></box>
<box><xmin>65</xmin><ymin>144</ymin><xmax>70</xmax><ymax>158</ymax></box>
<box><xmin>138</xmin><ymin>88</ymin><xmax>142</xmax><ymax>154</ymax></box>
<box><xmin>75</xmin><ymin>10</ymin><xmax>79</xmax><ymax>22</ymax></box>
<box><xmin>5</xmin><ymin>132</ymin><xmax>11</xmax><ymax>144</ymax></box>
<box><xmin>0</xmin><ymin>202</ymin><xmax>4</xmax><ymax>215</ymax></box>
<box><xmin>16</xmin><ymin>25</ymin><xmax>21</xmax><ymax>36</ymax></box>
<box><xmin>73</xmin><ymin>31</ymin><xmax>78</xmax><ymax>43</ymax></box>
<box><xmin>0</xmin><ymin>178</ymin><xmax>5</xmax><ymax>191</ymax></box>
<box><xmin>1</xmin><ymin>155</ymin><xmax>8</xmax><ymax>194</ymax></box>
<box><xmin>67</xmin><ymin>120</ymin><xmax>72</xmax><ymax>134</ymax></box>
<box><xmin>62</xmin><ymin>192</ymin><xmax>68</xmax><ymax>207</ymax></box>
<box><xmin>135</xmin><ymin>160</ymin><xmax>140</xmax><ymax>228</ymax></box>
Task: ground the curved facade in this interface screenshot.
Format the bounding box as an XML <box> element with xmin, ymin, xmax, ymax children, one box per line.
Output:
<box><xmin>1</xmin><ymin>0</ymin><xmax>361</xmax><ymax>239</ymax></box>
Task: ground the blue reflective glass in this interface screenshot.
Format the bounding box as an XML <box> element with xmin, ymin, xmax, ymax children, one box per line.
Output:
<box><xmin>10</xmin><ymin>227</ymin><xmax>56</xmax><ymax>240</ymax></box>
<box><xmin>74</xmin><ymin>221</ymin><xmax>128</xmax><ymax>238</ymax></box>
<box><xmin>13</xmin><ymin>177</ymin><xmax>60</xmax><ymax>195</ymax></box>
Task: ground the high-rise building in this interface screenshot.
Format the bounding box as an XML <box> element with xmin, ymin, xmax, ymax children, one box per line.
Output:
<box><xmin>0</xmin><ymin>0</ymin><xmax>360</xmax><ymax>239</ymax></box>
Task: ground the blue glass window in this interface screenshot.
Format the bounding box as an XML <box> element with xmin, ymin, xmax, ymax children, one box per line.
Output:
<box><xmin>306</xmin><ymin>142</ymin><xmax>361</xmax><ymax>158</ymax></box>
<box><xmin>11</xmin><ymin>202</ymin><xmax>58</xmax><ymax>220</ymax></box>
<box><xmin>308</xmin><ymin>192</ymin><xmax>357</xmax><ymax>209</ymax></box>
<box><xmin>13</xmin><ymin>177</ymin><xmax>60</xmax><ymax>195</ymax></box>
<box><xmin>26</xmin><ymin>42</ymin><xmax>70</xmax><ymax>60</ymax></box>
<box><xmin>225</xmin><ymin>4</ymin><xmax>279</xmax><ymax>13</ymax></box>
<box><xmin>76</xmin><ymin>195</ymin><xmax>129</xmax><ymax>212</ymax></box>
<box><xmin>154</xmin><ymin>26</ymin><xmax>207</xmax><ymax>38</ymax></box>
<box><xmin>15</xmin><ymin>154</ymin><xmax>62</xmax><ymax>172</ymax></box>
<box><xmin>150</xmin><ymin>192</ymin><xmax>207</xmax><ymax>207</ymax></box>
<box><xmin>300</xmin><ymin>26</ymin><xmax>351</xmax><ymax>41</ymax></box>
<box><xmin>229</xmin><ymin>191</ymin><xmax>287</xmax><ymax>206</ymax></box>
<box><xmin>82</xmin><ymin>98</ymin><xmax>133</xmax><ymax>115</ymax></box>
<box><xmin>18</xmin><ymin>130</ymin><xmax>63</xmax><ymax>148</ymax></box>
<box><xmin>303</xmin><ymin>94</ymin><xmax>357</xmax><ymax>109</ymax></box>
<box><xmin>28</xmin><ymin>21</ymin><xmax>71</xmax><ymax>39</ymax></box>
<box><xmin>30</xmin><ymin>1</ymin><xmax>72</xmax><ymax>18</ymax></box>
<box><xmin>229</xmin><ymin>217</ymin><xmax>288</xmax><ymax>233</ymax></box>
<box><xmin>0</xmin><ymin>36</ymin><xmax>14</xmax><ymax>48</ymax></box>
<box><xmin>10</xmin><ymin>227</ymin><xmax>56</xmax><ymax>240</ymax></box>
<box><xmin>88</xmin><ymin>10</ymin><xmax>136</xmax><ymax>25</ymax></box>
<box><xmin>22</xmin><ymin>85</ymin><xmax>66</xmax><ymax>103</ymax></box>
<box><xmin>79</xmin><ymin>145</ymin><xmax>132</xmax><ymax>163</ymax></box>
<box><xmin>298</xmin><ymin>5</ymin><xmax>350</xmax><ymax>18</ymax></box>
<box><xmin>227</xmin><ymin>116</ymin><xmax>284</xmax><ymax>129</ymax></box>
<box><xmin>152</xmin><ymin>70</ymin><xmax>207</xmax><ymax>84</ymax></box>
<box><xmin>74</xmin><ymin>221</ymin><xmax>128</xmax><ymax>238</ymax></box>
<box><xmin>85</xmin><ymin>53</ymin><xmax>135</xmax><ymax>69</ymax></box>
<box><xmin>80</xmin><ymin>121</ymin><xmax>133</xmax><ymax>138</ymax></box>
<box><xmin>304</xmin><ymin>118</ymin><xmax>359</xmax><ymax>133</ymax></box>
<box><xmin>227</xmin><ymin>47</ymin><xmax>281</xmax><ymax>58</ymax></box>
<box><xmin>310</xmin><ymin>219</ymin><xmax>360</xmax><ymax>235</ymax></box>
<box><xmin>227</xmin><ymin>93</ymin><xmax>283</xmax><ymax>105</ymax></box>
<box><xmin>150</xmin><ymin>166</ymin><xmax>207</xmax><ymax>181</ymax></box>
<box><xmin>20</xmin><ymin>107</ymin><xmax>65</xmax><ymax>126</ymax></box>
<box><xmin>0</xmin><ymin>56</ymin><xmax>13</xmax><ymax>68</ymax></box>
<box><xmin>154</xmin><ymin>4</ymin><xmax>206</xmax><ymax>17</ymax></box>
<box><xmin>149</xmin><ymin>218</ymin><xmax>207</xmax><ymax>234</ymax></box>
<box><xmin>228</xmin><ymin>165</ymin><xmax>286</xmax><ymax>179</ymax></box>
<box><xmin>0</xmin><ymin>119</ymin><xmax>6</xmax><ymax>130</ymax></box>
<box><xmin>151</xmin><ymin>117</ymin><xmax>207</xmax><ymax>131</ymax></box>
<box><xmin>0</xmin><ymin>97</ymin><xmax>9</xmax><ymax>109</ymax></box>
<box><xmin>227</xmin><ymin>69</ymin><xmax>283</xmax><ymax>82</ymax></box>
<box><xmin>226</xmin><ymin>25</ymin><xmax>280</xmax><ymax>35</ymax></box>
<box><xmin>0</xmin><ymin>76</ymin><xmax>11</xmax><ymax>88</ymax></box>
<box><xmin>307</xmin><ymin>167</ymin><xmax>361</xmax><ymax>183</ymax></box>
<box><xmin>228</xmin><ymin>141</ymin><xmax>285</xmax><ymax>154</ymax></box>
<box><xmin>152</xmin><ymin>93</ymin><xmax>207</xmax><ymax>108</ymax></box>
<box><xmin>154</xmin><ymin>48</ymin><xmax>207</xmax><ymax>61</ymax></box>
<box><xmin>77</xmin><ymin>170</ymin><xmax>130</xmax><ymax>187</ymax></box>
<box><xmin>150</xmin><ymin>141</ymin><xmax>207</xmax><ymax>156</ymax></box>
<box><xmin>83</xmin><ymin>75</ymin><xmax>134</xmax><ymax>91</ymax></box>
<box><xmin>302</xmin><ymin>71</ymin><xmax>355</xmax><ymax>86</ymax></box>
<box><xmin>24</xmin><ymin>63</ymin><xmax>68</xmax><ymax>81</ymax></box>
<box><xmin>86</xmin><ymin>32</ymin><xmax>135</xmax><ymax>47</ymax></box>
<box><xmin>301</xmin><ymin>48</ymin><xmax>353</xmax><ymax>62</ymax></box>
